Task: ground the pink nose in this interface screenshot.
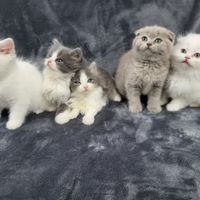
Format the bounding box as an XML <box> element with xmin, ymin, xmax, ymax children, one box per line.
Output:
<box><xmin>84</xmin><ymin>85</ymin><xmax>88</xmax><ymax>90</ymax></box>
<box><xmin>185</xmin><ymin>56</ymin><xmax>190</xmax><ymax>60</ymax></box>
<box><xmin>47</xmin><ymin>60</ymin><xmax>52</xmax><ymax>65</ymax></box>
<box><xmin>147</xmin><ymin>43</ymin><xmax>152</xmax><ymax>47</ymax></box>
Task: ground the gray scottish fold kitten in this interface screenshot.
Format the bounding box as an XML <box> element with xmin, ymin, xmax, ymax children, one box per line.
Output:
<box><xmin>42</xmin><ymin>39</ymin><xmax>86</xmax><ymax>124</ymax></box>
<box><xmin>68</xmin><ymin>62</ymin><xmax>121</xmax><ymax>125</ymax></box>
<box><xmin>115</xmin><ymin>25</ymin><xmax>175</xmax><ymax>113</ymax></box>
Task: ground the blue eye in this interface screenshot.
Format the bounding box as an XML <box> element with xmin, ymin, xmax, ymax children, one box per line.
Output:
<box><xmin>56</xmin><ymin>58</ymin><xmax>63</xmax><ymax>62</ymax></box>
<box><xmin>74</xmin><ymin>81</ymin><xmax>81</xmax><ymax>85</ymax></box>
<box><xmin>87</xmin><ymin>79</ymin><xmax>93</xmax><ymax>83</ymax></box>
<box><xmin>181</xmin><ymin>49</ymin><xmax>187</xmax><ymax>53</ymax></box>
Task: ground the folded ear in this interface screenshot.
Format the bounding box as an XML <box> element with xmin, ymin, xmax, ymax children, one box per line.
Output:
<box><xmin>88</xmin><ymin>62</ymin><xmax>98</xmax><ymax>75</ymax></box>
<box><xmin>0</xmin><ymin>38</ymin><xmax>15</xmax><ymax>55</ymax></box>
<box><xmin>168</xmin><ymin>30</ymin><xmax>175</xmax><ymax>43</ymax></box>
<box><xmin>70</xmin><ymin>48</ymin><xmax>83</xmax><ymax>61</ymax></box>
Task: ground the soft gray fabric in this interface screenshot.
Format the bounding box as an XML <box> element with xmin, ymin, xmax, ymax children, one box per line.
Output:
<box><xmin>0</xmin><ymin>1</ymin><xmax>200</xmax><ymax>199</ymax></box>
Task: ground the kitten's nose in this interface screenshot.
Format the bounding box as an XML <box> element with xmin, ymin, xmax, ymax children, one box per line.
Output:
<box><xmin>185</xmin><ymin>56</ymin><xmax>190</xmax><ymax>60</ymax></box>
<box><xmin>84</xmin><ymin>85</ymin><xmax>88</xmax><ymax>91</ymax></box>
<box><xmin>47</xmin><ymin>60</ymin><xmax>52</xmax><ymax>65</ymax></box>
<box><xmin>147</xmin><ymin>43</ymin><xmax>152</xmax><ymax>47</ymax></box>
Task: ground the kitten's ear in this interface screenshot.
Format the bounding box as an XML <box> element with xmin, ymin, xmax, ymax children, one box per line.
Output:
<box><xmin>53</xmin><ymin>39</ymin><xmax>62</xmax><ymax>46</ymax></box>
<box><xmin>168</xmin><ymin>31</ymin><xmax>175</xmax><ymax>43</ymax></box>
<box><xmin>88</xmin><ymin>62</ymin><xmax>98</xmax><ymax>75</ymax></box>
<box><xmin>70</xmin><ymin>48</ymin><xmax>82</xmax><ymax>61</ymax></box>
<box><xmin>135</xmin><ymin>29</ymin><xmax>141</xmax><ymax>37</ymax></box>
<box><xmin>0</xmin><ymin>38</ymin><xmax>15</xmax><ymax>55</ymax></box>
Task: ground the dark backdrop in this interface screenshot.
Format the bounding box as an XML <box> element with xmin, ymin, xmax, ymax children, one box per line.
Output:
<box><xmin>0</xmin><ymin>1</ymin><xmax>200</xmax><ymax>200</ymax></box>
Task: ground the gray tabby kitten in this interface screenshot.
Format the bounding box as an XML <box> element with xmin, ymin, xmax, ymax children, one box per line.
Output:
<box><xmin>42</xmin><ymin>39</ymin><xmax>86</xmax><ymax>124</ymax></box>
<box><xmin>68</xmin><ymin>62</ymin><xmax>121</xmax><ymax>125</ymax></box>
<box><xmin>115</xmin><ymin>25</ymin><xmax>175</xmax><ymax>113</ymax></box>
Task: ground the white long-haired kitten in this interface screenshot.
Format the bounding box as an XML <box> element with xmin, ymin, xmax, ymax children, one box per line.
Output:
<box><xmin>163</xmin><ymin>33</ymin><xmax>200</xmax><ymax>111</ymax></box>
<box><xmin>0</xmin><ymin>38</ymin><xmax>52</xmax><ymax>129</ymax></box>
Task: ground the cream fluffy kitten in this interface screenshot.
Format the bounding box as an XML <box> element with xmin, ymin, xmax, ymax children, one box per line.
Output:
<box><xmin>162</xmin><ymin>33</ymin><xmax>200</xmax><ymax>111</ymax></box>
<box><xmin>0</xmin><ymin>38</ymin><xmax>51</xmax><ymax>130</ymax></box>
<box><xmin>68</xmin><ymin>62</ymin><xmax>121</xmax><ymax>125</ymax></box>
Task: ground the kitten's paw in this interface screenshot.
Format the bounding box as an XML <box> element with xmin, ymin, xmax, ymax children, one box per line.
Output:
<box><xmin>47</xmin><ymin>104</ymin><xmax>57</xmax><ymax>112</ymax></box>
<box><xmin>69</xmin><ymin>111</ymin><xmax>79</xmax><ymax>120</ymax></box>
<box><xmin>189</xmin><ymin>103</ymin><xmax>200</xmax><ymax>108</ymax></box>
<box><xmin>129</xmin><ymin>104</ymin><xmax>142</xmax><ymax>113</ymax></box>
<box><xmin>82</xmin><ymin>115</ymin><xmax>94</xmax><ymax>125</ymax></box>
<box><xmin>113</xmin><ymin>93</ymin><xmax>121</xmax><ymax>102</ymax></box>
<box><xmin>55</xmin><ymin>113</ymin><xmax>69</xmax><ymax>124</ymax></box>
<box><xmin>34</xmin><ymin>109</ymin><xmax>44</xmax><ymax>114</ymax></box>
<box><xmin>147</xmin><ymin>105</ymin><xmax>162</xmax><ymax>113</ymax></box>
<box><xmin>166</xmin><ymin>103</ymin><xmax>181</xmax><ymax>111</ymax></box>
<box><xmin>6</xmin><ymin>120</ymin><xmax>23</xmax><ymax>130</ymax></box>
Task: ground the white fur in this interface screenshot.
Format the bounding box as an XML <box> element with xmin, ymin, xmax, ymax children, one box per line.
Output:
<box><xmin>166</xmin><ymin>33</ymin><xmax>200</xmax><ymax>111</ymax></box>
<box><xmin>68</xmin><ymin>70</ymin><xmax>107</xmax><ymax>125</ymax></box>
<box><xmin>0</xmin><ymin>46</ymin><xmax>50</xmax><ymax>129</ymax></box>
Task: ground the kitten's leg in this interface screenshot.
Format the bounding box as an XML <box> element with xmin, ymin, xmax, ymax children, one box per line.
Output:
<box><xmin>34</xmin><ymin>109</ymin><xmax>44</xmax><ymax>114</ymax></box>
<box><xmin>6</xmin><ymin>103</ymin><xmax>29</xmax><ymax>130</ymax></box>
<box><xmin>110</xmin><ymin>89</ymin><xmax>121</xmax><ymax>102</ymax></box>
<box><xmin>55</xmin><ymin>103</ymin><xmax>70</xmax><ymax>124</ymax></box>
<box><xmin>126</xmin><ymin>84</ymin><xmax>142</xmax><ymax>113</ymax></box>
<box><xmin>69</xmin><ymin>108</ymin><xmax>80</xmax><ymax>120</ymax></box>
<box><xmin>160</xmin><ymin>89</ymin><xmax>169</xmax><ymax>106</ymax></box>
<box><xmin>82</xmin><ymin>109</ymin><xmax>98</xmax><ymax>125</ymax></box>
<box><xmin>147</xmin><ymin>85</ymin><xmax>163</xmax><ymax>113</ymax></box>
<box><xmin>166</xmin><ymin>97</ymin><xmax>188</xmax><ymax>111</ymax></box>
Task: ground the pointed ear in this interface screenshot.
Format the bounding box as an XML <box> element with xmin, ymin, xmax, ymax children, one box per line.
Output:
<box><xmin>88</xmin><ymin>62</ymin><xmax>98</xmax><ymax>75</ymax></box>
<box><xmin>70</xmin><ymin>48</ymin><xmax>82</xmax><ymax>61</ymax></box>
<box><xmin>0</xmin><ymin>38</ymin><xmax>15</xmax><ymax>55</ymax></box>
<box><xmin>53</xmin><ymin>39</ymin><xmax>62</xmax><ymax>46</ymax></box>
<box><xmin>168</xmin><ymin>31</ymin><xmax>175</xmax><ymax>43</ymax></box>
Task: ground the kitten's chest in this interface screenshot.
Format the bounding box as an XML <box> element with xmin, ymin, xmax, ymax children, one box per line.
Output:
<box><xmin>42</xmin><ymin>77</ymin><xmax>71</xmax><ymax>103</ymax></box>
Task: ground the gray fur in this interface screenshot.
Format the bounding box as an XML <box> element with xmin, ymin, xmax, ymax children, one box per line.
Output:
<box><xmin>70</xmin><ymin>63</ymin><xmax>120</xmax><ymax>102</ymax></box>
<box><xmin>47</xmin><ymin>39</ymin><xmax>86</xmax><ymax>74</ymax></box>
<box><xmin>115</xmin><ymin>25</ymin><xmax>175</xmax><ymax>113</ymax></box>
<box><xmin>56</xmin><ymin>103</ymin><xmax>69</xmax><ymax>116</ymax></box>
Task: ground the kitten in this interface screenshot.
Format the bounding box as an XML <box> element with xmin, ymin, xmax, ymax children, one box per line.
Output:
<box><xmin>68</xmin><ymin>62</ymin><xmax>121</xmax><ymax>125</ymax></box>
<box><xmin>0</xmin><ymin>38</ymin><xmax>52</xmax><ymax>130</ymax></box>
<box><xmin>42</xmin><ymin>39</ymin><xmax>86</xmax><ymax>124</ymax></box>
<box><xmin>115</xmin><ymin>25</ymin><xmax>175</xmax><ymax>113</ymax></box>
<box><xmin>162</xmin><ymin>33</ymin><xmax>200</xmax><ymax>111</ymax></box>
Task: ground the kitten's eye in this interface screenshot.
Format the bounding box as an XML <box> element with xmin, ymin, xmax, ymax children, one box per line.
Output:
<box><xmin>181</xmin><ymin>49</ymin><xmax>187</xmax><ymax>53</ymax></box>
<box><xmin>74</xmin><ymin>81</ymin><xmax>81</xmax><ymax>85</ymax></box>
<box><xmin>155</xmin><ymin>38</ymin><xmax>162</xmax><ymax>44</ymax></box>
<box><xmin>87</xmin><ymin>79</ymin><xmax>93</xmax><ymax>83</ymax></box>
<box><xmin>142</xmin><ymin>36</ymin><xmax>148</xmax><ymax>41</ymax></box>
<box><xmin>194</xmin><ymin>53</ymin><xmax>200</xmax><ymax>58</ymax></box>
<box><xmin>55</xmin><ymin>58</ymin><xmax>63</xmax><ymax>63</ymax></box>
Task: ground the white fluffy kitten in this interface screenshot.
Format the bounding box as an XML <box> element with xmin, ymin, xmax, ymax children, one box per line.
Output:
<box><xmin>68</xmin><ymin>62</ymin><xmax>121</xmax><ymax>125</ymax></box>
<box><xmin>163</xmin><ymin>33</ymin><xmax>200</xmax><ymax>111</ymax></box>
<box><xmin>0</xmin><ymin>38</ymin><xmax>52</xmax><ymax>129</ymax></box>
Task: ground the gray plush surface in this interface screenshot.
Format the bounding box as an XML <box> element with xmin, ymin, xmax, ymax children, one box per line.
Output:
<box><xmin>0</xmin><ymin>0</ymin><xmax>200</xmax><ymax>199</ymax></box>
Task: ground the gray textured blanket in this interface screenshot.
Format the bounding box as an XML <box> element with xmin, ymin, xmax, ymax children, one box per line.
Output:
<box><xmin>0</xmin><ymin>0</ymin><xmax>200</xmax><ymax>199</ymax></box>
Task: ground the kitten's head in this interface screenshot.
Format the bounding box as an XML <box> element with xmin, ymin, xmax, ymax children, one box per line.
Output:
<box><xmin>133</xmin><ymin>25</ymin><xmax>175</xmax><ymax>60</ymax></box>
<box><xmin>0</xmin><ymin>38</ymin><xmax>15</xmax><ymax>64</ymax></box>
<box><xmin>70</xmin><ymin>62</ymin><xmax>100</xmax><ymax>94</ymax></box>
<box><xmin>44</xmin><ymin>39</ymin><xmax>86</xmax><ymax>74</ymax></box>
<box><xmin>171</xmin><ymin>33</ymin><xmax>200</xmax><ymax>70</ymax></box>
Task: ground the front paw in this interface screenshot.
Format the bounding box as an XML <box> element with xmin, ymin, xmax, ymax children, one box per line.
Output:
<box><xmin>147</xmin><ymin>105</ymin><xmax>162</xmax><ymax>113</ymax></box>
<box><xmin>82</xmin><ymin>115</ymin><xmax>94</xmax><ymax>125</ymax></box>
<box><xmin>6</xmin><ymin>120</ymin><xmax>23</xmax><ymax>130</ymax></box>
<box><xmin>166</xmin><ymin>103</ymin><xmax>180</xmax><ymax>111</ymax></box>
<box><xmin>55</xmin><ymin>113</ymin><xmax>69</xmax><ymax>124</ymax></box>
<box><xmin>129</xmin><ymin>104</ymin><xmax>142</xmax><ymax>113</ymax></box>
